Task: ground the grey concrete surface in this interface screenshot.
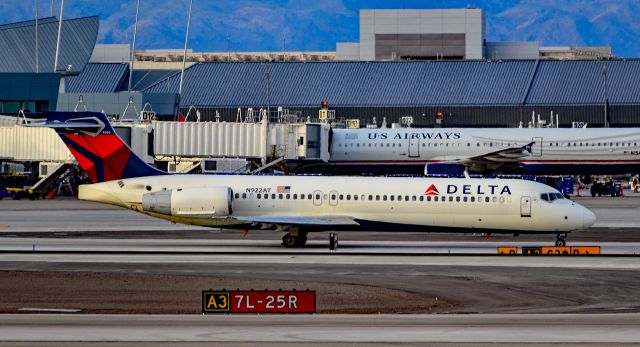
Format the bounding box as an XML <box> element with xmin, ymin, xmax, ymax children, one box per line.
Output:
<box><xmin>2</xmin><ymin>252</ymin><xmax>639</xmax><ymax>269</ymax></box>
<box><xmin>1</xmin><ymin>314</ymin><xmax>640</xmax><ymax>343</ymax></box>
<box><xmin>1</xmin><ymin>237</ymin><xmax>639</xmax><ymax>254</ymax></box>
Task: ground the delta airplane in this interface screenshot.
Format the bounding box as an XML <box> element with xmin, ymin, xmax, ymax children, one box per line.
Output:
<box><xmin>307</xmin><ymin>127</ymin><xmax>640</xmax><ymax>175</ymax></box>
<box><xmin>38</xmin><ymin>112</ymin><xmax>596</xmax><ymax>247</ymax></box>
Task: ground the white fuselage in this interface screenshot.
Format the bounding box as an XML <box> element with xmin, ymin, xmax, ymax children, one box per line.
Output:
<box><xmin>328</xmin><ymin>127</ymin><xmax>640</xmax><ymax>174</ymax></box>
<box><xmin>79</xmin><ymin>175</ymin><xmax>595</xmax><ymax>234</ymax></box>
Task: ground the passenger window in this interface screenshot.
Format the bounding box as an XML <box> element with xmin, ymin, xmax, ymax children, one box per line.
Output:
<box><xmin>278</xmin><ymin>194</ymin><xmax>283</xmax><ymax>199</ymax></box>
<box><xmin>492</xmin><ymin>197</ymin><xmax>497</xmax><ymax>202</ymax></box>
<box><xmin>293</xmin><ymin>194</ymin><xmax>297</xmax><ymax>199</ymax></box>
<box><xmin>463</xmin><ymin>196</ymin><xmax>468</xmax><ymax>202</ymax></box>
<box><xmin>376</xmin><ymin>195</ymin><xmax>380</xmax><ymax>201</ymax></box>
<box><xmin>346</xmin><ymin>195</ymin><xmax>351</xmax><ymax>200</ymax></box>
<box><xmin>434</xmin><ymin>196</ymin><xmax>438</xmax><ymax>201</ymax></box>
<box><xmin>383</xmin><ymin>195</ymin><xmax>387</xmax><ymax>201</ymax></box>
<box><xmin>308</xmin><ymin>194</ymin><xmax>312</xmax><ymax>200</ymax></box>
<box><xmin>354</xmin><ymin>195</ymin><xmax>359</xmax><ymax>201</ymax></box>
<box><xmin>331</xmin><ymin>194</ymin><xmax>337</xmax><ymax>200</ymax></box>
<box><xmin>449</xmin><ymin>196</ymin><xmax>453</xmax><ymax>202</ymax></box>
<box><xmin>390</xmin><ymin>196</ymin><xmax>394</xmax><ymax>201</ymax></box>
<box><xmin>300</xmin><ymin>194</ymin><xmax>304</xmax><ymax>200</ymax></box>
<box><xmin>286</xmin><ymin>194</ymin><xmax>290</xmax><ymax>199</ymax></box>
<box><xmin>264</xmin><ymin>194</ymin><xmax>268</xmax><ymax>200</ymax></box>
<box><xmin>426</xmin><ymin>196</ymin><xmax>431</xmax><ymax>201</ymax></box>
<box><xmin>485</xmin><ymin>197</ymin><xmax>490</xmax><ymax>202</ymax></box>
<box><xmin>339</xmin><ymin>194</ymin><xmax>344</xmax><ymax>200</ymax></box>
<box><xmin>397</xmin><ymin>195</ymin><xmax>402</xmax><ymax>201</ymax></box>
<box><xmin>242</xmin><ymin>193</ymin><xmax>247</xmax><ymax>199</ymax></box>
<box><xmin>456</xmin><ymin>196</ymin><xmax>461</xmax><ymax>202</ymax></box>
<box><xmin>235</xmin><ymin>193</ymin><xmax>239</xmax><ymax>199</ymax></box>
<box><xmin>368</xmin><ymin>195</ymin><xmax>373</xmax><ymax>200</ymax></box>
<box><xmin>470</xmin><ymin>196</ymin><xmax>475</xmax><ymax>202</ymax></box>
<box><xmin>412</xmin><ymin>196</ymin><xmax>417</xmax><ymax>201</ymax></box>
<box><xmin>315</xmin><ymin>194</ymin><xmax>320</xmax><ymax>200</ymax></box>
<box><xmin>405</xmin><ymin>196</ymin><xmax>409</xmax><ymax>201</ymax></box>
<box><xmin>257</xmin><ymin>193</ymin><xmax>262</xmax><ymax>199</ymax></box>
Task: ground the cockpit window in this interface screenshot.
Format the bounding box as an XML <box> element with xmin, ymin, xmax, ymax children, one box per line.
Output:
<box><xmin>541</xmin><ymin>192</ymin><xmax>565</xmax><ymax>202</ymax></box>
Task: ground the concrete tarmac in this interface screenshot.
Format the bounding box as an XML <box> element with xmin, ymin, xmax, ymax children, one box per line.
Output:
<box><xmin>2</xmin><ymin>196</ymin><xmax>640</xmax><ymax>345</ymax></box>
<box><xmin>1</xmin><ymin>313</ymin><xmax>640</xmax><ymax>344</ymax></box>
<box><xmin>1</xmin><ymin>237</ymin><xmax>639</xmax><ymax>254</ymax></box>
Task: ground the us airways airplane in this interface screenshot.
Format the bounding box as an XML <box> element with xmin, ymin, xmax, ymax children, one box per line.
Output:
<box><xmin>38</xmin><ymin>112</ymin><xmax>596</xmax><ymax>247</ymax></box>
<box><xmin>307</xmin><ymin>127</ymin><xmax>640</xmax><ymax>175</ymax></box>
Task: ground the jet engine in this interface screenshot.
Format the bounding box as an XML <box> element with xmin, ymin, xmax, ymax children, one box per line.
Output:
<box><xmin>142</xmin><ymin>186</ymin><xmax>233</xmax><ymax>218</ymax></box>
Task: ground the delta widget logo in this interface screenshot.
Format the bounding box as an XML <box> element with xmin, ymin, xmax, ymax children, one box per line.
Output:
<box><xmin>424</xmin><ymin>184</ymin><xmax>439</xmax><ymax>196</ymax></box>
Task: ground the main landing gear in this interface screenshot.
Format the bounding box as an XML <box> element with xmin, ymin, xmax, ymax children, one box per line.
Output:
<box><xmin>282</xmin><ymin>232</ymin><xmax>307</xmax><ymax>248</ymax></box>
<box><xmin>555</xmin><ymin>233</ymin><xmax>567</xmax><ymax>247</ymax></box>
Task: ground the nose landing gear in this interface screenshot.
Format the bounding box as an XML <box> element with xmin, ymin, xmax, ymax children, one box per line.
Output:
<box><xmin>555</xmin><ymin>233</ymin><xmax>567</xmax><ymax>247</ymax></box>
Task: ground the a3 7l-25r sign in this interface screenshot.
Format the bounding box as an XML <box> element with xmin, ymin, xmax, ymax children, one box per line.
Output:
<box><xmin>202</xmin><ymin>290</ymin><xmax>316</xmax><ymax>314</ymax></box>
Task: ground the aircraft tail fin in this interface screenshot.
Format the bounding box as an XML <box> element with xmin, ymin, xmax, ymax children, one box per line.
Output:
<box><xmin>39</xmin><ymin>111</ymin><xmax>165</xmax><ymax>183</ymax></box>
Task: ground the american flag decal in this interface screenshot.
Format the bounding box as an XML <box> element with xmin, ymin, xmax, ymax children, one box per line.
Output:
<box><xmin>277</xmin><ymin>185</ymin><xmax>291</xmax><ymax>193</ymax></box>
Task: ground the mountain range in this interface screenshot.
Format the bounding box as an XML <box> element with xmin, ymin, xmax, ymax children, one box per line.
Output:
<box><xmin>2</xmin><ymin>0</ymin><xmax>638</xmax><ymax>57</ymax></box>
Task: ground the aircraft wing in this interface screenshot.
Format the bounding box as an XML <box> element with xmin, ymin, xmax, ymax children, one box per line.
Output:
<box><xmin>458</xmin><ymin>141</ymin><xmax>534</xmax><ymax>172</ymax></box>
<box><xmin>236</xmin><ymin>215</ymin><xmax>360</xmax><ymax>226</ymax></box>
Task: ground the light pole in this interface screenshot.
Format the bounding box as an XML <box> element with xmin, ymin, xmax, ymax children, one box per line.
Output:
<box><xmin>178</xmin><ymin>0</ymin><xmax>193</xmax><ymax>96</ymax></box>
<box><xmin>602</xmin><ymin>60</ymin><xmax>609</xmax><ymax>128</ymax></box>
<box><xmin>128</xmin><ymin>0</ymin><xmax>140</xmax><ymax>92</ymax></box>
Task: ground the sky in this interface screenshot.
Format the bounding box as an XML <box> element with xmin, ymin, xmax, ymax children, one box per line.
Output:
<box><xmin>2</xmin><ymin>0</ymin><xmax>639</xmax><ymax>57</ymax></box>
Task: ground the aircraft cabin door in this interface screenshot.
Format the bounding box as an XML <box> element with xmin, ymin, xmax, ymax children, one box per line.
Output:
<box><xmin>531</xmin><ymin>137</ymin><xmax>543</xmax><ymax>157</ymax></box>
<box><xmin>409</xmin><ymin>137</ymin><xmax>420</xmax><ymax>158</ymax></box>
<box><xmin>520</xmin><ymin>196</ymin><xmax>531</xmax><ymax>217</ymax></box>
<box><xmin>329</xmin><ymin>190</ymin><xmax>338</xmax><ymax>206</ymax></box>
<box><xmin>313</xmin><ymin>190</ymin><xmax>323</xmax><ymax>206</ymax></box>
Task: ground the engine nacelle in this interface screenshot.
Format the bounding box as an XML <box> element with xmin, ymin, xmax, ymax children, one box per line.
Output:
<box><xmin>424</xmin><ymin>163</ymin><xmax>466</xmax><ymax>176</ymax></box>
<box><xmin>142</xmin><ymin>186</ymin><xmax>233</xmax><ymax>218</ymax></box>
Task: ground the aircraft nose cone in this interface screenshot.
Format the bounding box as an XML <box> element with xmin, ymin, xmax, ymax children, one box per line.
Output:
<box><xmin>582</xmin><ymin>208</ymin><xmax>596</xmax><ymax>229</ymax></box>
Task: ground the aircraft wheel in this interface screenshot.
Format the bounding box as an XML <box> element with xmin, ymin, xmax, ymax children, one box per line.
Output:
<box><xmin>282</xmin><ymin>234</ymin><xmax>298</xmax><ymax>248</ymax></box>
<box><xmin>555</xmin><ymin>238</ymin><xmax>566</xmax><ymax>247</ymax></box>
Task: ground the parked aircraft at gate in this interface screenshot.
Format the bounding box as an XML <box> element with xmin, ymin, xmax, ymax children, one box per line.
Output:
<box><xmin>37</xmin><ymin>112</ymin><xmax>596</xmax><ymax>247</ymax></box>
<box><xmin>312</xmin><ymin>127</ymin><xmax>640</xmax><ymax>175</ymax></box>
